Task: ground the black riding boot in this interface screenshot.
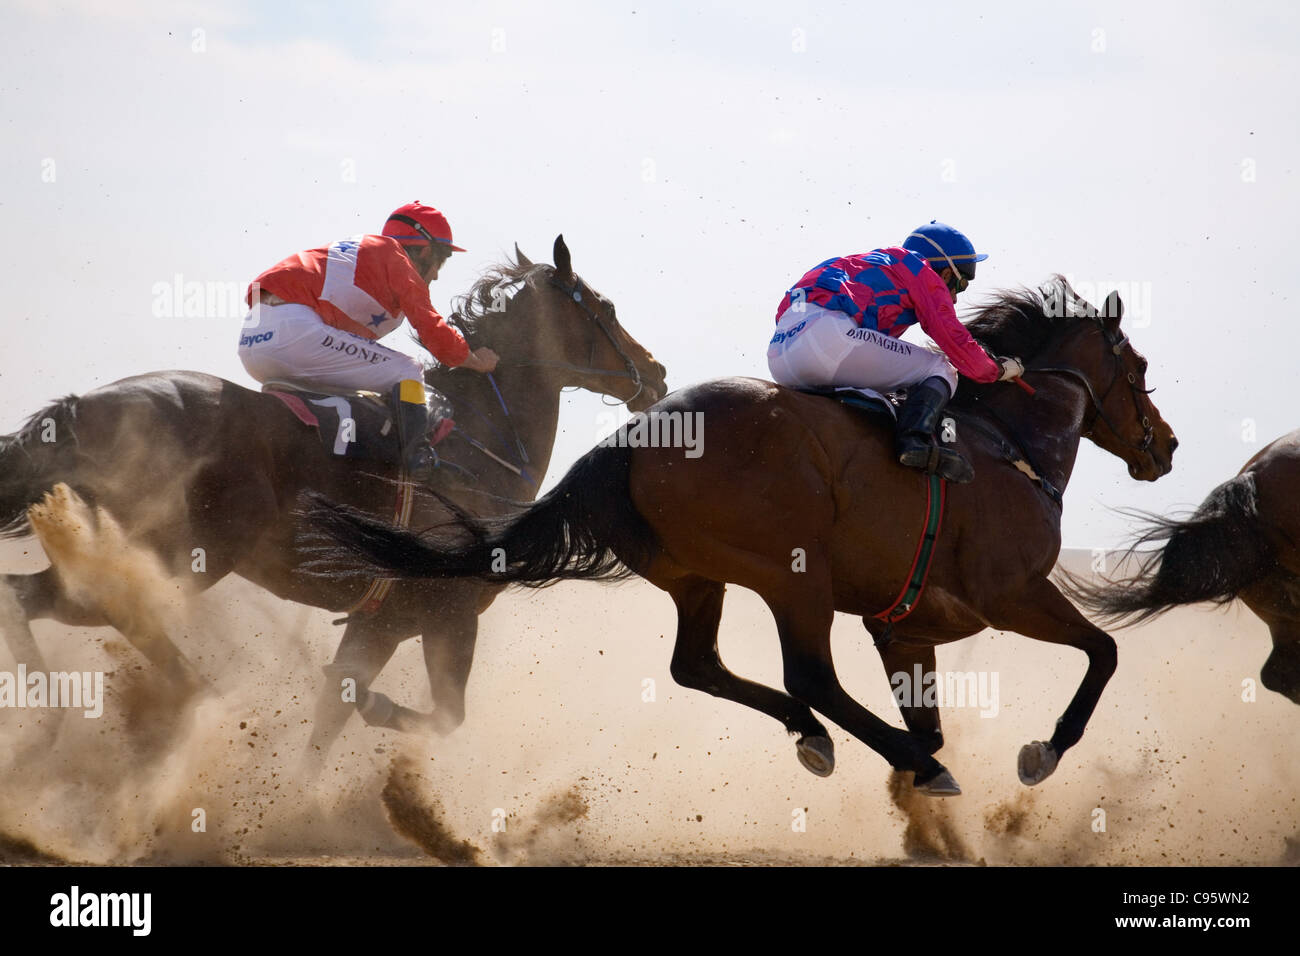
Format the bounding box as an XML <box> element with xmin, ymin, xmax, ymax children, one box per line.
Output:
<box><xmin>392</xmin><ymin>381</ymin><xmax>435</xmax><ymax>478</ymax></box>
<box><xmin>894</xmin><ymin>378</ymin><xmax>974</xmax><ymax>483</ymax></box>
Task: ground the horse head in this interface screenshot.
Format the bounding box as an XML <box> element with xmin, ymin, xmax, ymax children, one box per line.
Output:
<box><xmin>448</xmin><ymin>236</ymin><xmax>666</xmax><ymax>412</ymax></box>
<box><xmin>1036</xmin><ymin>276</ymin><xmax>1177</xmax><ymax>481</ymax></box>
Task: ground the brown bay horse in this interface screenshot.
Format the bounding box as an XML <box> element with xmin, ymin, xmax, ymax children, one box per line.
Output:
<box><xmin>308</xmin><ymin>276</ymin><xmax>1178</xmax><ymax>794</ymax></box>
<box><xmin>0</xmin><ymin>237</ymin><xmax>667</xmax><ymax>768</ymax></box>
<box><xmin>1064</xmin><ymin>431</ymin><xmax>1300</xmax><ymax>704</ymax></box>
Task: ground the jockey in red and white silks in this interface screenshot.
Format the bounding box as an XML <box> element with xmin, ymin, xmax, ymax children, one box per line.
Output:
<box><xmin>238</xmin><ymin>201</ymin><xmax>498</xmax><ymax>392</ymax></box>
<box><xmin>238</xmin><ymin>201</ymin><xmax>499</xmax><ymax>475</ymax></box>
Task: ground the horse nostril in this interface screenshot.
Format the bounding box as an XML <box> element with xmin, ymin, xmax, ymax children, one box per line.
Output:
<box><xmin>1169</xmin><ymin>435</ymin><xmax>1179</xmax><ymax>453</ymax></box>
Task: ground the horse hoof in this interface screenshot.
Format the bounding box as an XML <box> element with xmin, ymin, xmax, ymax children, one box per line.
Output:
<box><xmin>914</xmin><ymin>768</ymin><xmax>962</xmax><ymax>796</ymax></box>
<box><xmin>796</xmin><ymin>735</ymin><xmax>835</xmax><ymax>777</ymax></box>
<box><xmin>429</xmin><ymin>708</ymin><xmax>463</xmax><ymax>737</ymax></box>
<box><xmin>1017</xmin><ymin>740</ymin><xmax>1059</xmax><ymax>786</ymax></box>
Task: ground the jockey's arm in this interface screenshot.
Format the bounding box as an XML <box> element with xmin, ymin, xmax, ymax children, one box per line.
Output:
<box><xmin>911</xmin><ymin>268</ymin><xmax>1003</xmax><ymax>384</ymax></box>
<box><xmin>387</xmin><ymin>254</ymin><xmax>472</xmax><ymax>368</ymax></box>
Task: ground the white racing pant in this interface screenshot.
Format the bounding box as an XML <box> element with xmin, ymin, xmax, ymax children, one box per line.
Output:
<box><xmin>767</xmin><ymin>303</ymin><xmax>958</xmax><ymax>395</ymax></box>
<box><xmin>237</xmin><ymin>303</ymin><xmax>425</xmax><ymax>393</ymax></box>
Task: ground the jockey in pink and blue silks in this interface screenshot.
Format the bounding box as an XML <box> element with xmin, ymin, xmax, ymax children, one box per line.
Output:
<box><xmin>767</xmin><ymin>221</ymin><xmax>1024</xmax><ymax>483</ymax></box>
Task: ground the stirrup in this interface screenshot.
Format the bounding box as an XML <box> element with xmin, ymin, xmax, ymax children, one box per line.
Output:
<box><xmin>936</xmin><ymin>455</ymin><xmax>973</xmax><ymax>484</ymax></box>
<box><xmin>898</xmin><ymin>440</ymin><xmax>973</xmax><ymax>484</ymax></box>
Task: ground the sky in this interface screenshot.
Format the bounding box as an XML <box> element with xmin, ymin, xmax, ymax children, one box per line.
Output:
<box><xmin>1</xmin><ymin>0</ymin><xmax>1297</xmax><ymax>550</ymax></box>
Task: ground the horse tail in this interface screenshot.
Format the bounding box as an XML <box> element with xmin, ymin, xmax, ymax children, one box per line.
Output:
<box><xmin>305</xmin><ymin>443</ymin><xmax>659</xmax><ymax>586</ymax></box>
<box><xmin>0</xmin><ymin>396</ymin><xmax>82</xmax><ymax>539</ymax></box>
<box><xmin>1062</xmin><ymin>472</ymin><xmax>1275</xmax><ymax>625</ymax></box>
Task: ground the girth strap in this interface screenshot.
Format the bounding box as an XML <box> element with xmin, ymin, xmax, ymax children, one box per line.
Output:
<box><xmin>872</xmin><ymin>472</ymin><xmax>947</xmax><ymax>626</ymax></box>
<box><xmin>333</xmin><ymin>467</ymin><xmax>417</xmax><ymax>623</ymax></box>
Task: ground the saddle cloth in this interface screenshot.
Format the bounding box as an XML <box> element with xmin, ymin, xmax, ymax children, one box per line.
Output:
<box><xmin>262</xmin><ymin>381</ymin><xmax>454</xmax><ymax>464</ymax></box>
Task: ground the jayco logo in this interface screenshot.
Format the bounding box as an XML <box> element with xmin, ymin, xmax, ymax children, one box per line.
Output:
<box><xmin>769</xmin><ymin>320</ymin><xmax>806</xmax><ymax>345</ymax></box>
<box><xmin>239</xmin><ymin>331</ymin><xmax>273</xmax><ymax>347</ymax></box>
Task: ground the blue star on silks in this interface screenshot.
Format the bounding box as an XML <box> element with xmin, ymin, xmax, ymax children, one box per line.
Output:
<box><xmin>369</xmin><ymin>313</ymin><xmax>388</xmax><ymax>327</ymax></box>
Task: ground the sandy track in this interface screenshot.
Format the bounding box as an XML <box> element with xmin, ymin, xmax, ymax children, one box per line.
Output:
<box><xmin>0</xmin><ymin>538</ymin><xmax>1296</xmax><ymax>866</ymax></box>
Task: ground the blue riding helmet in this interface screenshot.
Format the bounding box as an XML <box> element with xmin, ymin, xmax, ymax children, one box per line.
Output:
<box><xmin>902</xmin><ymin>221</ymin><xmax>988</xmax><ymax>280</ymax></box>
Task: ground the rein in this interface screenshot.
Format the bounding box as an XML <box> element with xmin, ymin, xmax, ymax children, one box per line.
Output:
<box><xmin>444</xmin><ymin>271</ymin><xmax>646</xmax><ymax>482</ymax></box>
<box><xmin>952</xmin><ymin>407</ymin><xmax>1063</xmax><ymax>506</ymax></box>
<box><xmin>1026</xmin><ymin>323</ymin><xmax>1155</xmax><ymax>454</ymax></box>
<box><xmin>959</xmin><ymin>318</ymin><xmax>1153</xmax><ymax>505</ymax></box>
<box><xmin>533</xmin><ymin>275</ymin><xmax>645</xmax><ymax>407</ymax></box>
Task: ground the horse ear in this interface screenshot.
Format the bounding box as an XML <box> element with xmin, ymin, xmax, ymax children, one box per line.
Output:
<box><xmin>553</xmin><ymin>234</ymin><xmax>573</xmax><ymax>281</ymax></box>
<box><xmin>514</xmin><ymin>243</ymin><xmax>533</xmax><ymax>268</ymax></box>
<box><xmin>1103</xmin><ymin>290</ymin><xmax>1124</xmax><ymax>329</ymax></box>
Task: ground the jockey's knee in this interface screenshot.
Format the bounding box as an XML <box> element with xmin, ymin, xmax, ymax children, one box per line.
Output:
<box><xmin>393</xmin><ymin>357</ymin><xmax>426</xmax><ymax>387</ymax></box>
<box><xmin>922</xmin><ymin>363</ymin><xmax>958</xmax><ymax>398</ymax></box>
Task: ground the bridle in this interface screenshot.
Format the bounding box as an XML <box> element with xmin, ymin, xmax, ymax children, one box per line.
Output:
<box><xmin>442</xmin><ymin>270</ymin><xmax>649</xmax><ymax>483</ymax></box>
<box><xmin>1026</xmin><ymin>317</ymin><xmax>1156</xmax><ymax>455</ymax></box>
<box><xmin>953</xmin><ymin>312</ymin><xmax>1156</xmax><ymax>506</ymax></box>
<box><xmin>497</xmin><ymin>273</ymin><xmax>646</xmax><ymax>408</ymax></box>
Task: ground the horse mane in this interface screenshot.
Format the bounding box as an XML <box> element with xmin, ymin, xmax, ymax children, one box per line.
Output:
<box><xmin>952</xmin><ymin>274</ymin><xmax>1078</xmax><ymax>407</ymax></box>
<box><xmin>414</xmin><ymin>254</ymin><xmax>555</xmax><ymax>361</ymax></box>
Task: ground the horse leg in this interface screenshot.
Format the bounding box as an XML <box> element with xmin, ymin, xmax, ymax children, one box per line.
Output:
<box><xmin>666</xmin><ymin>576</ymin><xmax>835</xmax><ymax>776</ymax></box>
<box><xmin>6</xmin><ymin>560</ymin><xmax>199</xmax><ymax>708</ymax></box>
<box><xmin>767</xmin><ymin>580</ymin><xmax>960</xmax><ymax>795</ymax></box>
<box><xmin>875</xmin><ymin>639</ymin><xmax>945</xmax><ymax>755</ymax></box>
<box><xmin>22</xmin><ymin>483</ymin><xmax>206</xmax><ymax>703</ymax></box>
<box><xmin>1241</xmin><ymin>578</ymin><xmax>1300</xmax><ymax>704</ymax></box>
<box><xmin>1260</xmin><ymin>620</ymin><xmax>1300</xmax><ymax>704</ymax></box>
<box><xmin>989</xmin><ymin>577</ymin><xmax>1118</xmax><ymax>786</ymax></box>
<box><xmin>1</xmin><ymin>567</ymin><xmax>112</xmax><ymax>673</ymax></box>
<box><xmin>302</xmin><ymin>618</ymin><xmax>401</xmax><ymax>776</ymax></box>
<box><xmin>0</xmin><ymin>569</ymin><xmax>108</xmax><ymax>750</ymax></box>
<box><xmin>337</xmin><ymin>587</ymin><xmax>487</xmax><ymax>741</ymax></box>
<box><xmin>419</xmin><ymin>596</ymin><xmax>480</xmax><ymax>737</ymax></box>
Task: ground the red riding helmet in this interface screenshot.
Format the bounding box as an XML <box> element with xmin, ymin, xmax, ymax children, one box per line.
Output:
<box><xmin>382</xmin><ymin>201</ymin><xmax>466</xmax><ymax>252</ymax></box>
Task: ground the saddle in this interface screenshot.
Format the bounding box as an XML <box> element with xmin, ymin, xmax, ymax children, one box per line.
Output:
<box><xmin>797</xmin><ymin>385</ymin><xmax>903</xmax><ymax>425</ymax></box>
<box><xmin>798</xmin><ymin>383</ymin><xmax>1063</xmax><ymax>503</ymax></box>
<box><xmin>262</xmin><ymin>381</ymin><xmax>455</xmax><ymax>466</ymax></box>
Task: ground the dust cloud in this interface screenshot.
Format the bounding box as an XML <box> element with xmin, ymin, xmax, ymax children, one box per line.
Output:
<box><xmin>0</xmin><ymin>505</ymin><xmax>1295</xmax><ymax>865</ymax></box>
